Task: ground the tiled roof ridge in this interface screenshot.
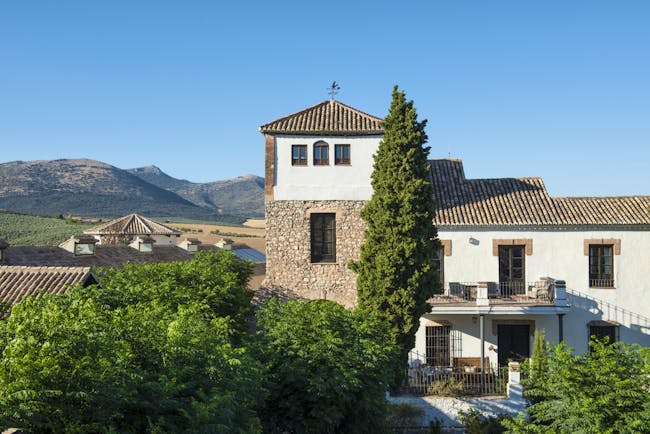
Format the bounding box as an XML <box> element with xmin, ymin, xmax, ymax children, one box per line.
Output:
<box><xmin>260</xmin><ymin>99</ymin><xmax>384</xmax><ymax>135</ymax></box>
<box><xmin>0</xmin><ymin>265</ymin><xmax>92</xmax><ymax>273</ymax></box>
<box><xmin>327</xmin><ymin>99</ymin><xmax>384</xmax><ymax>122</ymax></box>
<box><xmin>555</xmin><ymin>195</ymin><xmax>650</xmax><ymax>200</ymax></box>
<box><xmin>429</xmin><ymin>158</ymin><xmax>650</xmax><ymax>226</ymax></box>
<box><xmin>84</xmin><ymin>213</ymin><xmax>180</xmax><ymax>235</ymax></box>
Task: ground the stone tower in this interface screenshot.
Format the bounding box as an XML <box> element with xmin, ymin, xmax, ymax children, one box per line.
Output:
<box><xmin>260</xmin><ymin>100</ymin><xmax>384</xmax><ymax>307</ymax></box>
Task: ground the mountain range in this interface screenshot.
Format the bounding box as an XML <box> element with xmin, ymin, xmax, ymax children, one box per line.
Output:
<box><xmin>0</xmin><ymin>159</ymin><xmax>263</xmax><ymax>222</ymax></box>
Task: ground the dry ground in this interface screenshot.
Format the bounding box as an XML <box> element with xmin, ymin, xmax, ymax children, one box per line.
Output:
<box><xmin>168</xmin><ymin>221</ymin><xmax>266</xmax><ymax>289</ymax></box>
<box><xmin>168</xmin><ymin>222</ymin><xmax>265</xmax><ymax>252</ymax></box>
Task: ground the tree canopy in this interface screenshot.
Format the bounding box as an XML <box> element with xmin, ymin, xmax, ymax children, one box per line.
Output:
<box><xmin>0</xmin><ymin>251</ymin><xmax>263</xmax><ymax>433</ymax></box>
<box><xmin>255</xmin><ymin>299</ymin><xmax>396</xmax><ymax>434</ymax></box>
<box><xmin>505</xmin><ymin>339</ymin><xmax>650</xmax><ymax>433</ymax></box>
<box><xmin>350</xmin><ymin>86</ymin><xmax>440</xmax><ymax>388</ymax></box>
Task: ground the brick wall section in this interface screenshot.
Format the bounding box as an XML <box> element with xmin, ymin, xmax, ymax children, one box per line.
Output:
<box><xmin>264</xmin><ymin>134</ymin><xmax>275</xmax><ymax>201</ymax></box>
<box><xmin>263</xmin><ymin>200</ymin><xmax>367</xmax><ymax>308</ymax></box>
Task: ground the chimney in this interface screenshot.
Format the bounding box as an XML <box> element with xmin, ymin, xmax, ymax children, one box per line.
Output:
<box><xmin>0</xmin><ymin>238</ymin><xmax>8</xmax><ymax>262</ymax></box>
<box><xmin>129</xmin><ymin>236</ymin><xmax>155</xmax><ymax>252</ymax></box>
<box><xmin>59</xmin><ymin>235</ymin><xmax>98</xmax><ymax>256</ymax></box>
<box><xmin>178</xmin><ymin>238</ymin><xmax>201</xmax><ymax>252</ymax></box>
<box><xmin>216</xmin><ymin>238</ymin><xmax>234</xmax><ymax>251</ymax></box>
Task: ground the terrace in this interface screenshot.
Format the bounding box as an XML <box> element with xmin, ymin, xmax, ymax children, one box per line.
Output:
<box><xmin>431</xmin><ymin>278</ymin><xmax>565</xmax><ymax>307</ymax></box>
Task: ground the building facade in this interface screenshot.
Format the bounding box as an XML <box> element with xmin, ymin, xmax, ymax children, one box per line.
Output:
<box><xmin>261</xmin><ymin>99</ymin><xmax>650</xmax><ymax>369</ymax></box>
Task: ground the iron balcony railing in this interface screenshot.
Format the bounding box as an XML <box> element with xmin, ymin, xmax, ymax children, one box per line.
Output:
<box><xmin>432</xmin><ymin>279</ymin><xmax>556</xmax><ymax>305</ymax></box>
<box><xmin>589</xmin><ymin>278</ymin><xmax>615</xmax><ymax>288</ymax></box>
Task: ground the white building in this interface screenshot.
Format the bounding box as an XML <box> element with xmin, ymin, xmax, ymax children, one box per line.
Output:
<box><xmin>261</xmin><ymin>99</ymin><xmax>650</xmax><ymax>371</ymax></box>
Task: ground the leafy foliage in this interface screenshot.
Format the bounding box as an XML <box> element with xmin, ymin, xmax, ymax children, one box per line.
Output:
<box><xmin>350</xmin><ymin>86</ymin><xmax>440</xmax><ymax>388</ymax></box>
<box><xmin>458</xmin><ymin>408</ymin><xmax>508</xmax><ymax>434</ymax></box>
<box><xmin>387</xmin><ymin>402</ymin><xmax>424</xmax><ymax>433</ymax></box>
<box><xmin>504</xmin><ymin>339</ymin><xmax>650</xmax><ymax>433</ymax></box>
<box><xmin>255</xmin><ymin>299</ymin><xmax>397</xmax><ymax>434</ymax></box>
<box><xmin>0</xmin><ymin>211</ymin><xmax>92</xmax><ymax>245</ymax></box>
<box><xmin>0</xmin><ymin>251</ymin><xmax>263</xmax><ymax>433</ymax></box>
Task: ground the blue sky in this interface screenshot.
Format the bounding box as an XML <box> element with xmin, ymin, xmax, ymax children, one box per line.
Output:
<box><xmin>1</xmin><ymin>1</ymin><xmax>648</xmax><ymax>196</ymax></box>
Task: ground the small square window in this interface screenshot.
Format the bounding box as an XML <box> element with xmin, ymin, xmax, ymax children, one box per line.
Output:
<box><xmin>74</xmin><ymin>243</ymin><xmax>95</xmax><ymax>256</ymax></box>
<box><xmin>292</xmin><ymin>145</ymin><xmax>307</xmax><ymax>166</ymax></box>
<box><xmin>335</xmin><ymin>144</ymin><xmax>350</xmax><ymax>165</ymax></box>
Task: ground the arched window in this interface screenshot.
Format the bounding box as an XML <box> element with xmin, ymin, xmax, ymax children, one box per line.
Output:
<box><xmin>313</xmin><ymin>141</ymin><xmax>329</xmax><ymax>165</ymax></box>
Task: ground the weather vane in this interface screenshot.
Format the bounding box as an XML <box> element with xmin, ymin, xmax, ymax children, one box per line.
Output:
<box><xmin>327</xmin><ymin>81</ymin><xmax>340</xmax><ymax>100</ymax></box>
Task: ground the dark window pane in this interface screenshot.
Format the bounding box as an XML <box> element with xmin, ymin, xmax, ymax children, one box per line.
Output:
<box><xmin>335</xmin><ymin>144</ymin><xmax>350</xmax><ymax>164</ymax></box>
<box><xmin>311</xmin><ymin>213</ymin><xmax>336</xmax><ymax>262</ymax></box>
<box><xmin>314</xmin><ymin>142</ymin><xmax>329</xmax><ymax>165</ymax></box>
<box><xmin>292</xmin><ymin>145</ymin><xmax>307</xmax><ymax>165</ymax></box>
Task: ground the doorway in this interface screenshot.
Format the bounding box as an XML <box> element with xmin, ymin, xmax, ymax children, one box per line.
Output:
<box><xmin>497</xmin><ymin>324</ymin><xmax>530</xmax><ymax>366</ymax></box>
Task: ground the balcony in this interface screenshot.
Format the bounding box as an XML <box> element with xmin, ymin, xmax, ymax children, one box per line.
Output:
<box><xmin>431</xmin><ymin>279</ymin><xmax>564</xmax><ymax>306</ymax></box>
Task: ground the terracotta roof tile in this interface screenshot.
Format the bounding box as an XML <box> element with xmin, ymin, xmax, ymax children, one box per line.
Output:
<box><xmin>2</xmin><ymin>245</ymin><xmax>193</xmax><ymax>268</ymax></box>
<box><xmin>0</xmin><ymin>266</ymin><xmax>96</xmax><ymax>305</ymax></box>
<box><xmin>84</xmin><ymin>214</ymin><xmax>181</xmax><ymax>236</ymax></box>
<box><xmin>260</xmin><ymin>100</ymin><xmax>384</xmax><ymax>135</ymax></box>
<box><xmin>431</xmin><ymin>159</ymin><xmax>650</xmax><ymax>226</ymax></box>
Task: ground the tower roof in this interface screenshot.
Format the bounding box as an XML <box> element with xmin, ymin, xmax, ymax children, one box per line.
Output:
<box><xmin>260</xmin><ymin>100</ymin><xmax>384</xmax><ymax>136</ymax></box>
<box><xmin>84</xmin><ymin>214</ymin><xmax>181</xmax><ymax>236</ymax></box>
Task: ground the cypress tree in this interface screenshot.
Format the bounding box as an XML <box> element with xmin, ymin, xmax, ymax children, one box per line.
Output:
<box><xmin>350</xmin><ymin>86</ymin><xmax>441</xmax><ymax>389</ymax></box>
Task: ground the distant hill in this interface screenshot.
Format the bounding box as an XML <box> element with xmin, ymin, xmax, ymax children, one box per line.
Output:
<box><xmin>0</xmin><ymin>159</ymin><xmax>262</xmax><ymax>221</ymax></box>
<box><xmin>127</xmin><ymin>165</ymin><xmax>264</xmax><ymax>218</ymax></box>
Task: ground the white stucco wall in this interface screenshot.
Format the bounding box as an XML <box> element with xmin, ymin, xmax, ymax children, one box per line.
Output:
<box><xmin>272</xmin><ymin>134</ymin><xmax>381</xmax><ymax>200</ymax></box>
<box><xmin>414</xmin><ymin>228</ymin><xmax>650</xmax><ymax>357</ymax></box>
<box><xmin>437</xmin><ymin>228</ymin><xmax>650</xmax><ymax>319</ymax></box>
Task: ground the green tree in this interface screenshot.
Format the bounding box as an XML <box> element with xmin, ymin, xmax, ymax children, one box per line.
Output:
<box><xmin>255</xmin><ymin>299</ymin><xmax>397</xmax><ymax>434</ymax></box>
<box><xmin>504</xmin><ymin>339</ymin><xmax>650</xmax><ymax>433</ymax></box>
<box><xmin>350</xmin><ymin>86</ymin><xmax>440</xmax><ymax>389</ymax></box>
<box><xmin>0</xmin><ymin>251</ymin><xmax>263</xmax><ymax>433</ymax></box>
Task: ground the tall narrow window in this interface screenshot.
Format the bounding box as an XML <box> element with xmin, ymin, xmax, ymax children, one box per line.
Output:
<box><xmin>426</xmin><ymin>325</ymin><xmax>451</xmax><ymax>367</ymax></box>
<box><xmin>310</xmin><ymin>213</ymin><xmax>336</xmax><ymax>263</ymax></box>
<box><xmin>292</xmin><ymin>145</ymin><xmax>307</xmax><ymax>166</ymax></box>
<box><xmin>335</xmin><ymin>144</ymin><xmax>350</xmax><ymax>165</ymax></box>
<box><xmin>589</xmin><ymin>244</ymin><xmax>614</xmax><ymax>287</ymax></box>
<box><xmin>433</xmin><ymin>249</ymin><xmax>444</xmax><ymax>286</ymax></box>
<box><xmin>313</xmin><ymin>141</ymin><xmax>329</xmax><ymax>165</ymax></box>
<box><xmin>498</xmin><ymin>245</ymin><xmax>525</xmax><ymax>295</ymax></box>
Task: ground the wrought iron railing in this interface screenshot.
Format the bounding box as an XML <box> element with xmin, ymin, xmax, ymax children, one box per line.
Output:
<box><xmin>433</xmin><ymin>279</ymin><xmax>556</xmax><ymax>305</ymax></box>
<box><xmin>589</xmin><ymin>278</ymin><xmax>615</xmax><ymax>288</ymax></box>
<box><xmin>401</xmin><ymin>350</ymin><xmax>508</xmax><ymax>397</ymax></box>
<box><xmin>403</xmin><ymin>363</ymin><xmax>508</xmax><ymax>397</ymax></box>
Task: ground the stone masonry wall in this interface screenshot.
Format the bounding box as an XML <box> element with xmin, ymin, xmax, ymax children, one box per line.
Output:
<box><xmin>263</xmin><ymin>200</ymin><xmax>367</xmax><ymax>308</ymax></box>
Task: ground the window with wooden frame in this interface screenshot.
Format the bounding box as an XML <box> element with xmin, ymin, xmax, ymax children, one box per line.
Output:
<box><xmin>310</xmin><ymin>213</ymin><xmax>336</xmax><ymax>263</ymax></box>
<box><xmin>313</xmin><ymin>141</ymin><xmax>329</xmax><ymax>165</ymax></box>
<box><xmin>589</xmin><ymin>244</ymin><xmax>614</xmax><ymax>287</ymax></box>
<box><xmin>335</xmin><ymin>144</ymin><xmax>350</xmax><ymax>165</ymax></box>
<box><xmin>433</xmin><ymin>248</ymin><xmax>444</xmax><ymax>286</ymax></box>
<box><xmin>292</xmin><ymin>145</ymin><xmax>307</xmax><ymax>166</ymax></box>
<box><xmin>498</xmin><ymin>245</ymin><xmax>525</xmax><ymax>295</ymax></box>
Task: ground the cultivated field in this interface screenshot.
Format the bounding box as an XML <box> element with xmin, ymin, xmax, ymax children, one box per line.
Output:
<box><xmin>0</xmin><ymin>212</ymin><xmax>93</xmax><ymax>245</ymax></box>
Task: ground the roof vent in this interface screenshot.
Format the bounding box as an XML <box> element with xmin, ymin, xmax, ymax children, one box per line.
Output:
<box><xmin>129</xmin><ymin>236</ymin><xmax>155</xmax><ymax>252</ymax></box>
<box><xmin>216</xmin><ymin>238</ymin><xmax>234</xmax><ymax>251</ymax></box>
<box><xmin>178</xmin><ymin>238</ymin><xmax>201</xmax><ymax>252</ymax></box>
<box><xmin>59</xmin><ymin>235</ymin><xmax>98</xmax><ymax>256</ymax></box>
